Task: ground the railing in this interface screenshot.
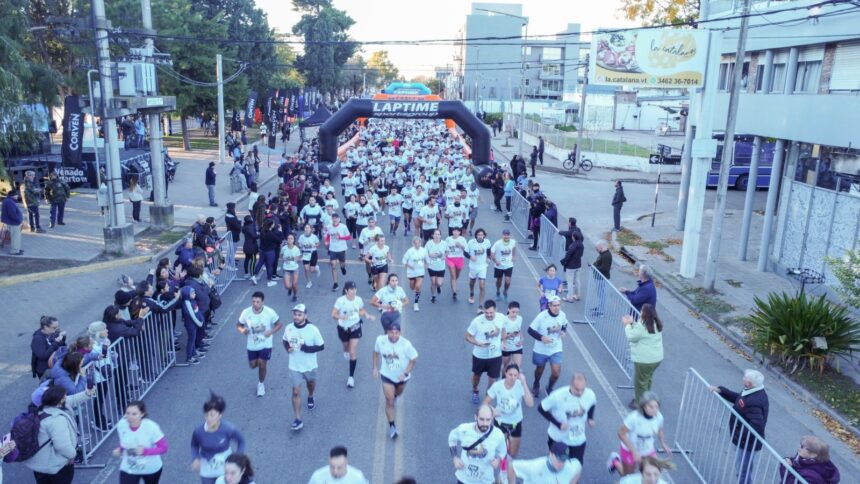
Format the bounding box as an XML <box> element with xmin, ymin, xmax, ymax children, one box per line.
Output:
<box><xmin>74</xmin><ymin>311</ymin><xmax>176</xmax><ymax>466</ymax></box>
<box><xmin>675</xmin><ymin>368</ymin><xmax>808</xmax><ymax>484</ymax></box>
<box><xmin>209</xmin><ymin>234</ymin><xmax>238</xmax><ymax>294</ymax></box>
<box><xmin>581</xmin><ymin>265</ymin><xmax>638</xmax><ymax>383</ymax></box>
<box><xmin>537</xmin><ymin>215</ymin><xmax>567</xmax><ymax>267</ymax></box>
<box><xmin>509</xmin><ymin>189</ymin><xmax>531</xmax><ymax>242</ymax></box>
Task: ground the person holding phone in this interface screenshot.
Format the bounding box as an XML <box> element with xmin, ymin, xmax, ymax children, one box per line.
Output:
<box><xmin>113</xmin><ymin>400</ymin><xmax>168</xmax><ymax>483</ymax></box>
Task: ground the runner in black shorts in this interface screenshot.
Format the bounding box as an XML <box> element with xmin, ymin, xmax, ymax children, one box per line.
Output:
<box><xmin>465</xmin><ymin>300</ymin><xmax>504</xmax><ymax>404</ymax></box>
<box><xmin>483</xmin><ymin>363</ymin><xmax>534</xmax><ymax>459</ymax></box>
<box><xmin>331</xmin><ymin>281</ymin><xmax>376</xmax><ymax>388</ymax></box>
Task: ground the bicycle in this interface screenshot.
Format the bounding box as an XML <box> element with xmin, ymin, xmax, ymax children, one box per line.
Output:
<box><xmin>562</xmin><ymin>151</ymin><xmax>593</xmax><ymax>173</ymax></box>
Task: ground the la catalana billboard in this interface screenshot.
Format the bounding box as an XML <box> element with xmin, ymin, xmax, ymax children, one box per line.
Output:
<box><xmin>589</xmin><ymin>29</ymin><xmax>709</xmax><ymax>88</ymax></box>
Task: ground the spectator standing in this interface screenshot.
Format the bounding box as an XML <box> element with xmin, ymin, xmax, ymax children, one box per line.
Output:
<box><xmin>560</xmin><ymin>232</ymin><xmax>584</xmax><ymax>302</ymax></box>
<box><xmin>1</xmin><ymin>191</ymin><xmax>24</xmax><ymax>255</ymax></box>
<box><xmin>780</xmin><ymin>435</ymin><xmax>841</xmax><ymax>484</ymax></box>
<box><xmin>623</xmin><ymin>304</ymin><xmax>664</xmax><ymax>408</ymax></box>
<box><xmin>709</xmin><ymin>369</ymin><xmax>769</xmax><ymax>484</ymax></box>
<box><xmin>20</xmin><ymin>170</ymin><xmax>45</xmax><ymax>233</ymax></box>
<box><xmin>128</xmin><ymin>176</ymin><xmax>144</xmax><ymax>223</ymax></box>
<box><xmin>619</xmin><ymin>264</ymin><xmax>657</xmax><ymax>313</ymax></box>
<box><xmin>225</xmin><ymin>203</ymin><xmax>242</xmax><ymax>268</ymax></box>
<box><xmin>135</xmin><ymin>117</ymin><xmax>146</xmax><ymax>148</ymax></box>
<box><xmin>22</xmin><ymin>386</ymin><xmax>79</xmax><ymax>484</ymax></box>
<box><xmin>538</xmin><ymin>136</ymin><xmax>545</xmax><ymax>165</ymax></box>
<box><xmin>30</xmin><ymin>316</ymin><xmax>67</xmax><ymax>380</ymax></box>
<box><xmin>45</xmin><ymin>172</ymin><xmax>70</xmax><ymax>228</ymax></box>
<box><xmin>612</xmin><ymin>180</ymin><xmax>626</xmax><ymax>232</ymax></box>
<box><xmin>559</xmin><ymin>217</ymin><xmax>582</xmax><ymax>251</ymax></box>
<box><xmin>529</xmin><ymin>147</ymin><xmax>538</xmax><ymax>177</ymax></box>
<box><xmin>503</xmin><ymin>172</ymin><xmax>514</xmax><ymax>214</ymax></box>
<box><xmin>205</xmin><ymin>162</ymin><xmax>218</xmax><ymax>207</ymax></box>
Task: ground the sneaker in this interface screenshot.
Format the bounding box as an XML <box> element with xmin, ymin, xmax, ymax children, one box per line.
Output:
<box><xmin>431</xmin><ymin>295</ymin><xmax>436</xmax><ymax>304</ymax></box>
<box><xmin>306</xmin><ymin>281</ymin><xmax>313</xmax><ymax>289</ymax></box>
<box><xmin>57</xmin><ymin>222</ymin><xmax>66</xmax><ymax>226</ymax></box>
<box><xmin>266</xmin><ymin>280</ymin><xmax>277</xmax><ymax>287</ymax></box>
<box><xmin>471</xmin><ymin>391</ymin><xmax>480</xmax><ymax>404</ymax></box>
<box><xmin>332</xmin><ymin>283</ymin><xmax>339</xmax><ymax>292</ymax></box>
<box><xmin>343</xmin><ymin>352</ymin><xmax>349</xmax><ymax>361</ymax></box>
<box><xmin>413</xmin><ymin>302</ymin><xmax>419</xmax><ymax>312</ymax></box>
<box><xmin>291</xmin><ymin>419</ymin><xmax>303</xmax><ymax>431</ymax></box>
<box><xmin>187</xmin><ymin>357</ymin><xmax>201</xmax><ymax>365</ymax></box>
<box><xmin>341</xmin><ymin>266</ymin><xmax>347</xmax><ymax>275</ymax></box>
<box><xmin>388</xmin><ymin>424</ymin><xmax>398</xmax><ymax>440</ymax></box>
<box><xmin>468</xmin><ymin>294</ymin><xmax>475</xmax><ymax>304</ymax></box>
<box><xmin>35</xmin><ymin>228</ymin><xmax>46</xmax><ymax>233</ymax></box>
<box><xmin>257</xmin><ymin>382</ymin><xmax>265</xmax><ymax>397</ymax></box>
<box><xmin>495</xmin><ymin>291</ymin><xmax>501</xmax><ymax>300</ymax></box>
<box><xmin>347</xmin><ymin>376</ymin><xmax>355</xmax><ymax>388</ymax></box>
<box><xmin>606</xmin><ymin>452</ymin><xmax>621</xmax><ymax>474</ymax></box>
<box><xmin>250</xmin><ymin>275</ymin><xmax>258</xmax><ymax>285</ymax></box>
<box><xmin>436</xmin><ymin>286</ymin><xmax>441</xmax><ymax>295</ymax></box>
<box><xmin>452</xmin><ymin>292</ymin><xmax>457</xmax><ymax>301</ymax></box>
<box><xmin>307</xmin><ymin>396</ymin><xmax>315</xmax><ymax>409</ymax></box>
<box><xmin>532</xmin><ymin>384</ymin><xmax>540</xmax><ymax>398</ymax></box>
<box><xmin>194</xmin><ymin>351</ymin><xmax>207</xmax><ymax>359</ymax></box>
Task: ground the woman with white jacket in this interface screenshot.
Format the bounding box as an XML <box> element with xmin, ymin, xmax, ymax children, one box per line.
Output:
<box><xmin>23</xmin><ymin>386</ymin><xmax>79</xmax><ymax>484</ymax></box>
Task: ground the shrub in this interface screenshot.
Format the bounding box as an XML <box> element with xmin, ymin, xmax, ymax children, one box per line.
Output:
<box><xmin>746</xmin><ymin>292</ymin><xmax>860</xmax><ymax>373</ymax></box>
<box><xmin>554</xmin><ymin>124</ymin><xmax>577</xmax><ymax>132</ymax></box>
<box><xmin>826</xmin><ymin>249</ymin><xmax>860</xmax><ymax>311</ymax></box>
<box><xmin>482</xmin><ymin>112</ymin><xmax>503</xmax><ymax>125</ymax></box>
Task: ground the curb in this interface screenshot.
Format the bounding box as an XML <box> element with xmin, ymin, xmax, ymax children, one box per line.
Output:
<box><xmin>623</xmin><ymin>249</ymin><xmax>860</xmax><ymax>441</ymax></box>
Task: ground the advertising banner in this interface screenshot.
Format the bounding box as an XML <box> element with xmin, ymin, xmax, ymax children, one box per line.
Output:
<box><xmin>244</xmin><ymin>90</ymin><xmax>258</xmax><ymax>127</ymax></box>
<box><xmin>371</xmin><ymin>101</ymin><xmax>440</xmax><ymax>118</ymax></box>
<box><xmin>590</xmin><ymin>29</ymin><xmax>709</xmax><ymax>88</ymax></box>
<box><xmin>61</xmin><ymin>96</ymin><xmax>83</xmax><ymax>166</ymax></box>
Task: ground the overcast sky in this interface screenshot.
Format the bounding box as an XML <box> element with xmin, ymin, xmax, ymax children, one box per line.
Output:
<box><xmin>255</xmin><ymin>0</ymin><xmax>637</xmax><ymax>79</ymax></box>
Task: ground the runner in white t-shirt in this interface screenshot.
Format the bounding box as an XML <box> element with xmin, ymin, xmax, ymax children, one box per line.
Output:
<box><xmin>467</xmin><ymin>228</ymin><xmax>492</xmax><ymax>308</ymax></box>
<box><xmin>281</xmin><ymin>304</ymin><xmax>324</xmax><ymax>431</ymax></box>
<box><xmin>508</xmin><ymin>442</ymin><xmax>583</xmax><ymax>484</ymax></box>
<box><xmin>331</xmin><ymin>281</ymin><xmax>375</xmax><ymax>389</ymax></box>
<box><xmin>113</xmin><ymin>402</ymin><xmax>167</xmax><ymax>481</ymax></box>
<box><xmin>490</xmin><ymin>230</ymin><xmax>517</xmax><ymax>302</ymax></box>
<box><xmin>373</xmin><ymin>322</ymin><xmax>418</xmax><ymax>440</ymax></box>
<box><xmin>386</xmin><ymin>186</ymin><xmax>405</xmax><ymax>236</ymax></box>
<box><xmin>424</xmin><ymin>229</ymin><xmax>447</xmax><ymax>304</ymax></box>
<box><xmin>445</xmin><ymin>228</ymin><xmax>468</xmax><ymax>300</ymax></box>
<box><xmin>326</xmin><ymin>213</ymin><xmax>351</xmax><ymax>293</ymax></box>
<box><xmin>236</xmin><ymin>291</ymin><xmax>282</xmax><ymax>397</ymax></box>
<box><xmin>358</xmin><ymin>218</ymin><xmax>383</xmax><ymax>286</ymax></box>
<box><xmin>465</xmin><ymin>300</ymin><xmax>504</xmax><ymax>404</ymax></box>
<box><xmin>298</xmin><ymin>223</ymin><xmax>321</xmax><ymax>288</ymax></box>
<box><xmin>308</xmin><ymin>446</ymin><xmax>370</xmax><ymax>484</ymax></box>
<box><xmin>528</xmin><ymin>295</ymin><xmax>568</xmax><ymax>398</ymax></box>
<box><xmin>447</xmin><ymin>404</ymin><xmax>507</xmax><ymax>484</ymax></box>
<box><xmin>610</xmin><ymin>392</ymin><xmax>671</xmax><ymax>476</ymax></box>
<box><xmin>280</xmin><ymin>233</ymin><xmax>302</xmax><ymax>302</ymax></box>
<box><xmin>416</xmin><ymin>198</ymin><xmax>440</xmax><ymax>242</ymax></box>
<box><xmin>501</xmin><ymin>301</ymin><xmax>525</xmax><ymax>370</ymax></box>
<box><xmin>538</xmin><ymin>373</ymin><xmax>597</xmax><ymax>466</ymax></box>
<box><xmin>401</xmin><ymin>236</ymin><xmax>428</xmax><ymax>311</ymax></box>
<box><xmin>484</xmin><ymin>363</ymin><xmax>534</xmax><ymax>460</ymax></box>
<box><xmin>365</xmin><ymin>234</ymin><xmax>393</xmax><ymax>291</ymax></box>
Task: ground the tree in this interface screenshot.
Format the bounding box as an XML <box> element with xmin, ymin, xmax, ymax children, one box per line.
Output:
<box><xmin>366</xmin><ymin>51</ymin><xmax>401</xmax><ymax>89</ymax></box>
<box><xmin>292</xmin><ymin>0</ymin><xmax>357</xmax><ymax>97</ymax></box>
<box><xmin>620</xmin><ymin>0</ymin><xmax>700</xmax><ymax>26</ymax></box>
<box><xmin>410</xmin><ymin>75</ymin><xmax>443</xmax><ymax>94</ymax></box>
<box><xmin>827</xmin><ymin>249</ymin><xmax>860</xmax><ymax>311</ymax></box>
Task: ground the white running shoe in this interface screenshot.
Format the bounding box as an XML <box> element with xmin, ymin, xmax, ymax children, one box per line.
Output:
<box><xmin>306</xmin><ymin>280</ymin><xmax>313</xmax><ymax>288</ymax></box>
<box><xmin>257</xmin><ymin>382</ymin><xmax>265</xmax><ymax>397</ymax></box>
<box><xmin>347</xmin><ymin>376</ymin><xmax>355</xmax><ymax>388</ymax></box>
<box><xmin>389</xmin><ymin>424</ymin><xmax>398</xmax><ymax>440</ymax></box>
<box><xmin>250</xmin><ymin>275</ymin><xmax>257</xmax><ymax>285</ymax></box>
<box><xmin>343</xmin><ymin>352</ymin><xmax>349</xmax><ymax>361</ymax></box>
<box><xmin>266</xmin><ymin>280</ymin><xmax>277</xmax><ymax>287</ymax></box>
<box><xmin>413</xmin><ymin>302</ymin><xmax>419</xmax><ymax>312</ymax></box>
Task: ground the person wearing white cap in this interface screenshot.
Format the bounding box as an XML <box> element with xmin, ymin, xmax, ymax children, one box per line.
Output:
<box><xmin>528</xmin><ymin>295</ymin><xmax>569</xmax><ymax>398</ymax></box>
<box><xmin>282</xmin><ymin>303</ymin><xmax>324</xmax><ymax>431</ymax></box>
<box><xmin>372</xmin><ymin>321</ymin><xmax>417</xmax><ymax>440</ymax></box>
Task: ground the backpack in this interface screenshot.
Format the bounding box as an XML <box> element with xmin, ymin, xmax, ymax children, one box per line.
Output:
<box><xmin>6</xmin><ymin>404</ymin><xmax>51</xmax><ymax>462</ymax></box>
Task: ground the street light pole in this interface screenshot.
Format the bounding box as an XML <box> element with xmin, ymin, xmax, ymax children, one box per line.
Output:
<box><xmin>574</xmin><ymin>55</ymin><xmax>589</xmax><ymax>163</ymax></box>
<box><xmin>86</xmin><ymin>69</ymin><xmax>105</xmax><ymax>228</ymax></box>
<box><xmin>216</xmin><ymin>54</ymin><xmax>226</xmax><ymax>165</ymax></box>
<box><xmin>517</xmin><ymin>21</ymin><xmax>528</xmax><ymax>160</ymax></box>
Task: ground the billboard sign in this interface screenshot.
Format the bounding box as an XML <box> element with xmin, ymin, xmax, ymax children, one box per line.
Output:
<box><xmin>590</xmin><ymin>29</ymin><xmax>708</xmax><ymax>88</ymax></box>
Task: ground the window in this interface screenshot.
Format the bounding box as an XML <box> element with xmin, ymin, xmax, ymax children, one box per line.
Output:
<box><xmin>755</xmin><ymin>64</ymin><xmax>765</xmax><ymax>92</ymax></box>
<box><xmin>770</xmin><ymin>63</ymin><xmax>786</xmax><ymax>93</ymax></box>
<box><xmin>524</xmin><ymin>46</ymin><xmax>532</xmax><ymax>56</ymax></box>
<box><xmin>542</xmin><ymin>64</ymin><xmax>561</xmax><ymax>76</ymax></box>
<box><xmin>794</xmin><ymin>61</ymin><xmax>821</xmax><ymax>93</ymax></box>
<box><xmin>542</xmin><ymin>47</ymin><xmax>562</xmax><ymax>61</ymax></box>
<box><xmin>718</xmin><ymin>63</ymin><xmax>733</xmax><ymax>91</ymax></box>
<box><xmin>541</xmin><ymin>79</ymin><xmax>562</xmax><ymax>91</ymax></box>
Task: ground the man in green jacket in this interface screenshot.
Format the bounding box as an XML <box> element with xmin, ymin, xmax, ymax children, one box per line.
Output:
<box><xmin>20</xmin><ymin>170</ymin><xmax>45</xmax><ymax>233</ymax></box>
<box><xmin>45</xmin><ymin>172</ymin><xmax>70</xmax><ymax>228</ymax></box>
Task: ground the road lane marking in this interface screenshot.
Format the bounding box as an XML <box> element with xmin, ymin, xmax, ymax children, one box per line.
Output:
<box><xmin>371</xmin><ymin>377</ymin><xmax>389</xmax><ymax>484</ymax></box>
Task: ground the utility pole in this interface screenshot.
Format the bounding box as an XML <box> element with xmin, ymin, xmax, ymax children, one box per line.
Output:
<box><xmin>574</xmin><ymin>55</ymin><xmax>589</xmax><ymax>164</ymax></box>
<box><xmin>703</xmin><ymin>0</ymin><xmax>752</xmax><ymax>291</ymax></box>
<box><xmin>140</xmin><ymin>0</ymin><xmax>173</xmax><ymax>229</ymax></box>
<box><xmin>216</xmin><ymin>54</ymin><xmax>226</xmax><ymax>165</ymax></box>
<box><xmin>517</xmin><ymin>21</ymin><xmax>528</xmax><ymax>159</ymax></box>
<box><xmin>93</xmin><ymin>0</ymin><xmax>134</xmax><ymax>254</ymax></box>
<box><xmin>738</xmin><ymin>135</ymin><xmax>761</xmax><ymax>260</ymax></box>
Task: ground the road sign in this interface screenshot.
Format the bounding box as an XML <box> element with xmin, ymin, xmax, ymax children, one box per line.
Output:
<box><xmin>649</xmin><ymin>154</ymin><xmax>662</xmax><ymax>164</ymax></box>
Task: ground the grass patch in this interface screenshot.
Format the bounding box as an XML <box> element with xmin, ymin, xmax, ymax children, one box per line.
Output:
<box><xmin>617</xmin><ymin>229</ymin><xmax>674</xmax><ymax>262</ymax></box>
<box><xmin>666</xmin><ymin>238</ymin><xmax>682</xmax><ymax>246</ymax></box>
<box><xmin>560</xmin><ymin>135</ymin><xmax>652</xmax><ymax>158</ymax></box>
<box><xmin>156</xmin><ymin>230</ymin><xmax>188</xmax><ymax>245</ymax></box>
<box><xmin>644</xmin><ymin>241</ymin><xmax>667</xmax><ymax>251</ymax></box>
<box><xmin>793</xmin><ymin>368</ymin><xmax>860</xmax><ymax>427</ymax></box>
<box><xmin>616</xmin><ymin>228</ymin><xmax>643</xmax><ymax>246</ymax></box>
<box><xmin>683</xmin><ymin>286</ymin><xmax>735</xmax><ymax>317</ymax></box>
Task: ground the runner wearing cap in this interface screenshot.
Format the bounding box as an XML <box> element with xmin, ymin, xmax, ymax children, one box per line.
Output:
<box><xmin>507</xmin><ymin>441</ymin><xmax>583</xmax><ymax>484</ymax></box>
<box><xmin>280</xmin><ymin>233</ymin><xmax>302</xmax><ymax>302</ymax></box>
<box><xmin>490</xmin><ymin>229</ymin><xmax>517</xmax><ymax>302</ymax></box>
<box><xmin>331</xmin><ymin>281</ymin><xmax>375</xmax><ymax>388</ymax></box>
<box><xmin>236</xmin><ymin>291</ymin><xmax>282</xmax><ymax>397</ymax></box>
<box><xmin>448</xmin><ymin>404</ymin><xmax>507</xmax><ymax>484</ymax></box>
<box><xmin>298</xmin><ymin>223</ymin><xmax>320</xmax><ymax>289</ymax></box>
<box><xmin>528</xmin><ymin>295</ymin><xmax>569</xmax><ymax>397</ymax></box>
<box><xmin>282</xmin><ymin>303</ymin><xmax>325</xmax><ymax>431</ymax></box>
<box><xmin>372</xmin><ymin>321</ymin><xmax>418</xmax><ymax>440</ymax></box>
<box><xmin>467</xmin><ymin>228</ymin><xmax>492</xmax><ymax>309</ymax></box>
<box><xmin>538</xmin><ymin>373</ymin><xmax>597</xmax><ymax>466</ymax></box>
<box><xmin>326</xmin><ymin>213</ymin><xmax>351</xmax><ymax>292</ymax></box>
<box><xmin>401</xmin><ymin>236</ymin><xmax>428</xmax><ymax>311</ymax></box>
<box><xmin>465</xmin><ymin>300</ymin><xmax>504</xmax><ymax>405</ymax></box>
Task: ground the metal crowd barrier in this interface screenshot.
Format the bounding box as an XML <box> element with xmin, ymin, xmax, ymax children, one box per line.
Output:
<box><xmin>580</xmin><ymin>265</ymin><xmax>638</xmax><ymax>383</ymax></box>
<box><xmin>537</xmin><ymin>215</ymin><xmax>567</xmax><ymax>267</ymax></box>
<box><xmin>509</xmin><ymin>189</ymin><xmax>530</xmax><ymax>241</ymax></box>
<box><xmin>209</xmin><ymin>234</ymin><xmax>238</xmax><ymax>295</ymax></box>
<box><xmin>675</xmin><ymin>368</ymin><xmax>808</xmax><ymax>484</ymax></box>
<box><xmin>74</xmin><ymin>311</ymin><xmax>176</xmax><ymax>467</ymax></box>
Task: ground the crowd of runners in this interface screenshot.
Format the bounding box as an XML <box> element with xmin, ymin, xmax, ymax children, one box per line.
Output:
<box><xmin>10</xmin><ymin>117</ymin><xmax>811</xmax><ymax>484</ymax></box>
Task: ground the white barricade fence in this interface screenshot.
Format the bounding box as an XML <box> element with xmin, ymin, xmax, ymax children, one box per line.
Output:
<box><xmin>74</xmin><ymin>310</ymin><xmax>176</xmax><ymax>467</ymax></box>
<box><xmin>675</xmin><ymin>368</ymin><xmax>808</xmax><ymax>484</ymax></box>
<box><xmin>581</xmin><ymin>265</ymin><xmax>637</xmax><ymax>383</ymax></box>
<box><xmin>509</xmin><ymin>189</ymin><xmax>530</xmax><ymax>241</ymax></box>
<box><xmin>537</xmin><ymin>215</ymin><xmax>567</xmax><ymax>268</ymax></box>
<box><xmin>209</xmin><ymin>234</ymin><xmax>238</xmax><ymax>295</ymax></box>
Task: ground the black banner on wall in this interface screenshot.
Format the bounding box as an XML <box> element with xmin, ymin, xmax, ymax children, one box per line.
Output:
<box><xmin>61</xmin><ymin>96</ymin><xmax>83</xmax><ymax>166</ymax></box>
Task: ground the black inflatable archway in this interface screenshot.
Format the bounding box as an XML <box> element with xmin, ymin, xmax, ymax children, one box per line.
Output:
<box><xmin>318</xmin><ymin>99</ymin><xmax>492</xmax><ymax>166</ymax></box>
